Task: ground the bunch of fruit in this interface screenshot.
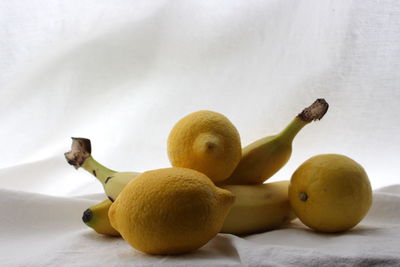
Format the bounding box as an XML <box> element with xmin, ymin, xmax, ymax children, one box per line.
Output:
<box><xmin>65</xmin><ymin>98</ymin><xmax>372</xmax><ymax>255</ymax></box>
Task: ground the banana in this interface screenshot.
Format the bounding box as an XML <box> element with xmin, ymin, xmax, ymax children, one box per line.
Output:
<box><xmin>64</xmin><ymin>137</ymin><xmax>140</xmax><ymax>201</ymax></box>
<box><xmin>82</xmin><ymin>181</ymin><xmax>295</xmax><ymax>236</ymax></box>
<box><xmin>219</xmin><ymin>99</ymin><xmax>329</xmax><ymax>185</ymax></box>
<box><xmin>82</xmin><ymin>199</ymin><xmax>120</xmax><ymax>236</ymax></box>
<box><xmin>220</xmin><ymin>180</ymin><xmax>296</xmax><ymax>235</ymax></box>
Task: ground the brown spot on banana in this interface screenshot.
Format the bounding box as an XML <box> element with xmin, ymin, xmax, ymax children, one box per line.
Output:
<box><xmin>105</xmin><ymin>176</ymin><xmax>113</xmax><ymax>184</ymax></box>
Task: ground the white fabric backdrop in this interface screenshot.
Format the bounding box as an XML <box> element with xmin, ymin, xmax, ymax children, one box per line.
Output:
<box><xmin>1</xmin><ymin>0</ymin><xmax>399</xmax><ymax>195</ymax></box>
<box><xmin>1</xmin><ymin>0</ymin><xmax>400</xmax><ymax>266</ymax></box>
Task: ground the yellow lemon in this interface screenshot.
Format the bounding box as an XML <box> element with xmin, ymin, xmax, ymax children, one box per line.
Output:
<box><xmin>288</xmin><ymin>154</ymin><xmax>372</xmax><ymax>233</ymax></box>
<box><xmin>108</xmin><ymin>167</ymin><xmax>235</xmax><ymax>255</ymax></box>
<box><xmin>167</xmin><ymin>110</ymin><xmax>241</xmax><ymax>183</ymax></box>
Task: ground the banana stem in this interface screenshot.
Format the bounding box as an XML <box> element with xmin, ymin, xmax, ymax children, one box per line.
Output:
<box><xmin>276</xmin><ymin>117</ymin><xmax>307</xmax><ymax>142</ymax></box>
<box><xmin>64</xmin><ymin>137</ymin><xmax>117</xmax><ymax>186</ymax></box>
<box><xmin>81</xmin><ymin>156</ymin><xmax>116</xmax><ymax>185</ymax></box>
<box><xmin>298</xmin><ymin>98</ymin><xmax>329</xmax><ymax>123</ymax></box>
<box><xmin>277</xmin><ymin>98</ymin><xmax>329</xmax><ymax>142</ymax></box>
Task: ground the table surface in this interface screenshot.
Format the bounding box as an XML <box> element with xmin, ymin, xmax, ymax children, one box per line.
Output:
<box><xmin>1</xmin><ymin>185</ymin><xmax>400</xmax><ymax>266</ymax></box>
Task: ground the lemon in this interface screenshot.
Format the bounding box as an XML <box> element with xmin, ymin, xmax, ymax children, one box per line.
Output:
<box><xmin>288</xmin><ymin>154</ymin><xmax>372</xmax><ymax>232</ymax></box>
<box><xmin>108</xmin><ymin>167</ymin><xmax>235</xmax><ymax>255</ymax></box>
<box><xmin>167</xmin><ymin>110</ymin><xmax>241</xmax><ymax>183</ymax></box>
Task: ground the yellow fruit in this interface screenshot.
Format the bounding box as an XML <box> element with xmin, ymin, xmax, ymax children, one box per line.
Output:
<box><xmin>167</xmin><ymin>110</ymin><xmax>241</xmax><ymax>183</ymax></box>
<box><xmin>220</xmin><ymin>181</ymin><xmax>296</xmax><ymax>235</ymax></box>
<box><xmin>82</xmin><ymin>199</ymin><xmax>120</xmax><ymax>236</ymax></box>
<box><xmin>108</xmin><ymin>167</ymin><xmax>235</xmax><ymax>255</ymax></box>
<box><xmin>220</xmin><ymin>99</ymin><xmax>329</xmax><ymax>185</ymax></box>
<box><xmin>289</xmin><ymin>154</ymin><xmax>372</xmax><ymax>232</ymax></box>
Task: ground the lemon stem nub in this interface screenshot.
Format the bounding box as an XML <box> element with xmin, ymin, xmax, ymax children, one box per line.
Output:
<box><xmin>193</xmin><ymin>133</ymin><xmax>223</xmax><ymax>155</ymax></box>
<box><xmin>299</xmin><ymin>192</ymin><xmax>308</xmax><ymax>201</ymax></box>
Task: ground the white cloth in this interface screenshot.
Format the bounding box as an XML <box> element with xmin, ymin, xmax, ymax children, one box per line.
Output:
<box><xmin>1</xmin><ymin>185</ymin><xmax>400</xmax><ymax>266</ymax></box>
<box><xmin>1</xmin><ymin>0</ymin><xmax>400</xmax><ymax>265</ymax></box>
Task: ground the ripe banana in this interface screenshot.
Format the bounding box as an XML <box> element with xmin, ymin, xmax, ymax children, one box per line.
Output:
<box><xmin>219</xmin><ymin>99</ymin><xmax>329</xmax><ymax>185</ymax></box>
<box><xmin>82</xmin><ymin>199</ymin><xmax>120</xmax><ymax>236</ymax></box>
<box><xmin>220</xmin><ymin>180</ymin><xmax>296</xmax><ymax>235</ymax></box>
<box><xmin>81</xmin><ymin>181</ymin><xmax>295</xmax><ymax>236</ymax></box>
<box><xmin>64</xmin><ymin>137</ymin><xmax>140</xmax><ymax>201</ymax></box>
